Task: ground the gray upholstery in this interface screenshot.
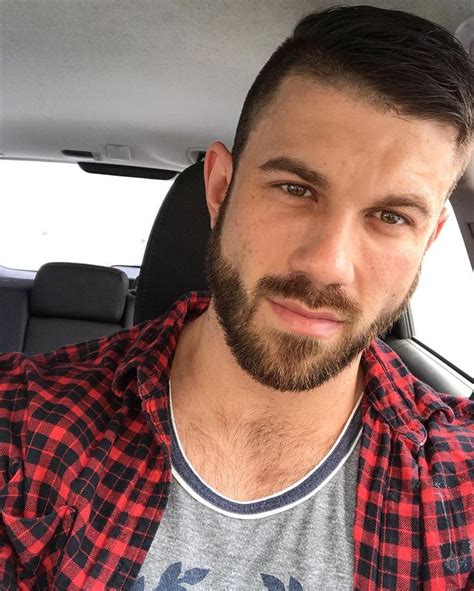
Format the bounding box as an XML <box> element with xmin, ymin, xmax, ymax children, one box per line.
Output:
<box><xmin>0</xmin><ymin>278</ymin><xmax>32</xmax><ymax>352</ymax></box>
<box><xmin>23</xmin><ymin>317</ymin><xmax>123</xmax><ymax>355</ymax></box>
<box><xmin>0</xmin><ymin>262</ymin><xmax>134</xmax><ymax>355</ymax></box>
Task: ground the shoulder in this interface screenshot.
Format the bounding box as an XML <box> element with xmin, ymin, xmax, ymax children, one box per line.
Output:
<box><xmin>423</xmin><ymin>391</ymin><xmax>473</xmax><ymax>465</ymax></box>
<box><xmin>364</xmin><ymin>339</ymin><xmax>473</xmax><ymax>443</ymax></box>
<box><xmin>0</xmin><ymin>320</ymin><xmax>144</xmax><ymax>389</ymax></box>
<box><xmin>0</xmin><ymin>318</ymin><xmax>164</xmax><ymax>449</ymax></box>
<box><xmin>0</xmin><ymin>307</ymin><xmax>174</xmax><ymax>376</ymax></box>
<box><xmin>0</xmin><ymin>292</ymin><xmax>205</xmax><ymax>443</ymax></box>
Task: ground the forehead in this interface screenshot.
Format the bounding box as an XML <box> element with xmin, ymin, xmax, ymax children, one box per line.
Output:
<box><xmin>243</xmin><ymin>76</ymin><xmax>459</xmax><ymax>206</ymax></box>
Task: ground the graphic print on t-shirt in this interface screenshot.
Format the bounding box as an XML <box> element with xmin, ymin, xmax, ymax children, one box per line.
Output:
<box><xmin>130</xmin><ymin>562</ymin><xmax>209</xmax><ymax>590</ymax></box>
<box><xmin>260</xmin><ymin>573</ymin><xmax>304</xmax><ymax>590</ymax></box>
<box><xmin>129</xmin><ymin>563</ymin><xmax>305</xmax><ymax>590</ymax></box>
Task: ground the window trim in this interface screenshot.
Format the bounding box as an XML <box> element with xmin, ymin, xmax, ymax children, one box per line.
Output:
<box><xmin>411</xmin><ymin>336</ymin><xmax>473</xmax><ymax>383</ymax></box>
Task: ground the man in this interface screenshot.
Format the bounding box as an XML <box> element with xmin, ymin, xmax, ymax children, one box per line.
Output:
<box><xmin>0</xmin><ymin>5</ymin><xmax>473</xmax><ymax>591</ymax></box>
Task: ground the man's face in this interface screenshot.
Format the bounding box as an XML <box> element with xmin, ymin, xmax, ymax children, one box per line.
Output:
<box><xmin>205</xmin><ymin>77</ymin><xmax>458</xmax><ymax>392</ymax></box>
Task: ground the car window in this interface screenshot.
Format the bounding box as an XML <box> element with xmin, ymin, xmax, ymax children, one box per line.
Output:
<box><xmin>1</xmin><ymin>160</ymin><xmax>173</xmax><ymax>271</ymax></box>
<box><xmin>410</xmin><ymin>201</ymin><xmax>473</xmax><ymax>378</ymax></box>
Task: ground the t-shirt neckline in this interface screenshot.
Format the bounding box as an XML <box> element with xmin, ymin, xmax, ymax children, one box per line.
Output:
<box><xmin>169</xmin><ymin>384</ymin><xmax>363</xmax><ymax>519</ymax></box>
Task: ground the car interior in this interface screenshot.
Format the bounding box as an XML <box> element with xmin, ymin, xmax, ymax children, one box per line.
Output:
<box><xmin>0</xmin><ymin>1</ymin><xmax>473</xmax><ymax>400</ymax></box>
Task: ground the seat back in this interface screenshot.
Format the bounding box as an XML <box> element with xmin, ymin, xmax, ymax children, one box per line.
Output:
<box><xmin>134</xmin><ymin>162</ymin><xmax>210</xmax><ymax>324</ymax></box>
<box><xmin>0</xmin><ymin>277</ymin><xmax>32</xmax><ymax>353</ymax></box>
<box><xmin>0</xmin><ymin>262</ymin><xmax>133</xmax><ymax>354</ymax></box>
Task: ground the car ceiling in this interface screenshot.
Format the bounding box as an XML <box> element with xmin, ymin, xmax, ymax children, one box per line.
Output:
<box><xmin>1</xmin><ymin>0</ymin><xmax>473</xmax><ymax>175</ymax></box>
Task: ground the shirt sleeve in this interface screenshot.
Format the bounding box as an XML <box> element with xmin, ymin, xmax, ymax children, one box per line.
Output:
<box><xmin>0</xmin><ymin>351</ymin><xmax>31</xmax><ymax>589</ymax></box>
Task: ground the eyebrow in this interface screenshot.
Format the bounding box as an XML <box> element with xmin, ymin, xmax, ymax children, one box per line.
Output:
<box><xmin>258</xmin><ymin>156</ymin><xmax>332</xmax><ymax>190</ymax></box>
<box><xmin>370</xmin><ymin>195</ymin><xmax>433</xmax><ymax>219</ymax></box>
<box><xmin>258</xmin><ymin>155</ymin><xmax>433</xmax><ymax>219</ymax></box>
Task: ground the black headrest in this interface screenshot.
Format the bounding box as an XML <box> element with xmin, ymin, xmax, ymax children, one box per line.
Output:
<box><xmin>31</xmin><ymin>262</ymin><xmax>129</xmax><ymax>322</ymax></box>
<box><xmin>134</xmin><ymin>162</ymin><xmax>210</xmax><ymax>324</ymax></box>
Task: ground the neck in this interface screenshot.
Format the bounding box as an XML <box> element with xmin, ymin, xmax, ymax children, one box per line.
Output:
<box><xmin>169</xmin><ymin>301</ymin><xmax>364</xmax><ymax>500</ymax></box>
<box><xmin>171</xmin><ymin>301</ymin><xmax>364</xmax><ymax>433</ymax></box>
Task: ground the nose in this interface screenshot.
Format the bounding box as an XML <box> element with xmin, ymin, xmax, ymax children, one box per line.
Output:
<box><xmin>287</xmin><ymin>214</ymin><xmax>356</xmax><ymax>287</ymax></box>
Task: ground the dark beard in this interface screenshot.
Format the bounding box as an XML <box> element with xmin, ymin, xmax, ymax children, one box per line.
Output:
<box><xmin>205</xmin><ymin>194</ymin><xmax>419</xmax><ymax>392</ymax></box>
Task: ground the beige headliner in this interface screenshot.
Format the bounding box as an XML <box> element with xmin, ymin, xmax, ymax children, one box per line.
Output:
<box><xmin>0</xmin><ymin>0</ymin><xmax>473</xmax><ymax>172</ymax></box>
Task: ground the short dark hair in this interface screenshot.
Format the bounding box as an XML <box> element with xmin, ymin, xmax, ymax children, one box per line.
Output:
<box><xmin>232</xmin><ymin>5</ymin><xmax>474</xmax><ymax>172</ymax></box>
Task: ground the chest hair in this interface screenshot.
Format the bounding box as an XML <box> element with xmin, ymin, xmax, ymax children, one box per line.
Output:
<box><xmin>178</xmin><ymin>413</ymin><xmax>336</xmax><ymax>501</ymax></box>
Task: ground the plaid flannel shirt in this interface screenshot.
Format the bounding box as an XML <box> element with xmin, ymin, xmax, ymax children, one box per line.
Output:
<box><xmin>0</xmin><ymin>292</ymin><xmax>472</xmax><ymax>590</ymax></box>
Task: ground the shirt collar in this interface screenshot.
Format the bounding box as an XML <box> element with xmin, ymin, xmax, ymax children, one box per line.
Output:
<box><xmin>113</xmin><ymin>292</ymin><xmax>454</xmax><ymax>451</ymax></box>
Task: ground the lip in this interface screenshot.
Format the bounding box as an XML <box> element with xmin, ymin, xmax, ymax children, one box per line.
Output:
<box><xmin>269</xmin><ymin>298</ymin><xmax>343</xmax><ymax>322</ymax></box>
<box><xmin>267</xmin><ymin>298</ymin><xmax>344</xmax><ymax>338</ymax></box>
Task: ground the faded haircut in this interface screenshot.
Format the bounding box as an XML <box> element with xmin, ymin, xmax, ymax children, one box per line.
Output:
<box><xmin>231</xmin><ymin>6</ymin><xmax>474</xmax><ymax>178</ymax></box>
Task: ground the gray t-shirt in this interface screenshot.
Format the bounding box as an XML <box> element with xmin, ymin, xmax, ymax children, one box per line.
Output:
<box><xmin>133</xmin><ymin>398</ymin><xmax>362</xmax><ymax>591</ymax></box>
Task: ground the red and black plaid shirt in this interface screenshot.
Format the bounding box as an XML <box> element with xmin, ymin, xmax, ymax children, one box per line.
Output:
<box><xmin>0</xmin><ymin>292</ymin><xmax>472</xmax><ymax>590</ymax></box>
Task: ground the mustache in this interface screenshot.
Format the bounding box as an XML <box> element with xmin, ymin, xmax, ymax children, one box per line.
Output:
<box><xmin>254</xmin><ymin>274</ymin><xmax>362</xmax><ymax>320</ymax></box>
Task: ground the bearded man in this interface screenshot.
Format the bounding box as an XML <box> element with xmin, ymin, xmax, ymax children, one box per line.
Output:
<box><xmin>0</xmin><ymin>5</ymin><xmax>473</xmax><ymax>591</ymax></box>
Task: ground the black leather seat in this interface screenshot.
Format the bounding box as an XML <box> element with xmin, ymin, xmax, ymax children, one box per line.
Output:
<box><xmin>0</xmin><ymin>262</ymin><xmax>135</xmax><ymax>354</ymax></box>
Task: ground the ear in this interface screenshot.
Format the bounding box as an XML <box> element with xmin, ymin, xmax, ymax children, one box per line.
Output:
<box><xmin>204</xmin><ymin>141</ymin><xmax>233</xmax><ymax>228</ymax></box>
<box><xmin>425</xmin><ymin>207</ymin><xmax>449</xmax><ymax>251</ymax></box>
